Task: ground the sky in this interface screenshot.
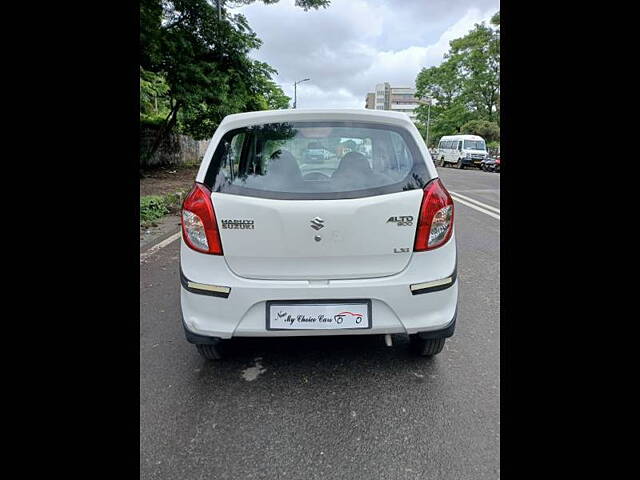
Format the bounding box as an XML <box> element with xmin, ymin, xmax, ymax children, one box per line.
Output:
<box><xmin>230</xmin><ymin>0</ymin><xmax>500</xmax><ymax>109</ymax></box>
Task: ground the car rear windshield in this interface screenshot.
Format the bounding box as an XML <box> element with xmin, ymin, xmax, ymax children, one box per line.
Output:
<box><xmin>204</xmin><ymin>121</ymin><xmax>431</xmax><ymax>200</ymax></box>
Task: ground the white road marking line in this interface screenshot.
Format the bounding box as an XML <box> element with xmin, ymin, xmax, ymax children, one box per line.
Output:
<box><xmin>140</xmin><ymin>231</ymin><xmax>181</xmax><ymax>264</ymax></box>
<box><xmin>449</xmin><ymin>191</ymin><xmax>500</xmax><ymax>213</ymax></box>
<box><xmin>450</xmin><ymin>194</ymin><xmax>500</xmax><ymax>220</ymax></box>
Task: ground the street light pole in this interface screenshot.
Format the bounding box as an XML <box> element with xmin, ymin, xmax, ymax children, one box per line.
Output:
<box><xmin>293</xmin><ymin>78</ymin><xmax>310</xmax><ymax>109</ymax></box>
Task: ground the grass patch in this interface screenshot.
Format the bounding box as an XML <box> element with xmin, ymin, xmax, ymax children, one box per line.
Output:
<box><xmin>140</xmin><ymin>196</ymin><xmax>169</xmax><ymax>224</ymax></box>
<box><xmin>140</xmin><ymin>190</ymin><xmax>188</xmax><ymax>227</ymax></box>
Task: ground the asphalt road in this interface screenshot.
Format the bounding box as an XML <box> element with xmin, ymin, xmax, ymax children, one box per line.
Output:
<box><xmin>140</xmin><ymin>167</ymin><xmax>500</xmax><ymax>479</ymax></box>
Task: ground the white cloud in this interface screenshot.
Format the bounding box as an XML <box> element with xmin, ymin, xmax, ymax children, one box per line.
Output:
<box><xmin>230</xmin><ymin>0</ymin><xmax>499</xmax><ymax>109</ymax></box>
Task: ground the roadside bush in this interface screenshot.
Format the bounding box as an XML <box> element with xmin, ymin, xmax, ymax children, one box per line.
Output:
<box><xmin>140</xmin><ymin>195</ymin><xmax>169</xmax><ymax>223</ymax></box>
<box><xmin>140</xmin><ymin>190</ymin><xmax>188</xmax><ymax>226</ymax></box>
<box><xmin>163</xmin><ymin>191</ymin><xmax>187</xmax><ymax>214</ymax></box>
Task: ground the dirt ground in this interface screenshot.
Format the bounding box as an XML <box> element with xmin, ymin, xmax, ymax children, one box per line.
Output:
<box><xmin>140</xmin><ymin>165</ymin><xmax>200</xmax><ymax>197</ymax></box>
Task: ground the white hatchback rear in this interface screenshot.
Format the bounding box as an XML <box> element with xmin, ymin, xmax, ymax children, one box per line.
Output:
<box><xmin>179</xmin><ymin>109</ymin><xmax>458</xmax><ymax>359</ymax></box>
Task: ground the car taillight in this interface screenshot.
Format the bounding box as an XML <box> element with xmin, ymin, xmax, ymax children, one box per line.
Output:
<box><xmin>414</xmin><ymin>178</ymin><xmax>454</xmax><ymax>251</ymax></box>
<box><xmin>181</xmin><ymin>183</ymin><xmax>223</xmax><ymax>255</ymax></box>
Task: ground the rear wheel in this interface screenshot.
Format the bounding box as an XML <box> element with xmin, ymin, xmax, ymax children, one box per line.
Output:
<box><xmin>410</xmin><ymin>336</ymin><xmax>446</xmax><ymax>357</ymax></box>
<box><xmin>196</xmin><ymin>341</ymin><xmax>224</xmax><ymax>360</ymax></box>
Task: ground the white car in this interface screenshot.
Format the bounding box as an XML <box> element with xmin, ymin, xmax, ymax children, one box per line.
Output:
<box><xmin>180</xmin><ymin>109</ymin><xmax>458</xmax><ymax>360</ymax></box>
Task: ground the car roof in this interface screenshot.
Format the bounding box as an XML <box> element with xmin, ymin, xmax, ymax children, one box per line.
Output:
<box><xmin>219</xmin><ymin>108</ymin><xmax>415</xmax><ymax>130</ymax></box>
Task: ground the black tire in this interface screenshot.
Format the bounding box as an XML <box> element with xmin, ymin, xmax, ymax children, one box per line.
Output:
<box><xmin>410</xmin><ymin>336</ymin><xmax>446</xmax><ymax>357</ymax></box>
<box><xmin>196</xmin><ymin>342</ymin><xmax>223</xmax><ymax>360</ymax></box>
<box><xmin>437</xmin><ymin>157</ymin><xmax>444</xmax><ymax>167</ymax></box>
<box><xmin>456</xmin><ymin>158</ymin><xmax>464</xmax><ymax>169</ymax></box>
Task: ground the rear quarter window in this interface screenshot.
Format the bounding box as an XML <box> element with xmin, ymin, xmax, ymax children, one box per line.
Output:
<box><xmin>204</xmin><ymin>121</ymin><xmax>431</xmax><ymax>200</ymax></box>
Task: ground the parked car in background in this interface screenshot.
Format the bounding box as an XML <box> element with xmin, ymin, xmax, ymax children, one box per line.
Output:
<box><xmin>180</xmin><ymin>109</ymin><xmax>458</xmax><ymax>360</ymax></box>
<box><xmin>436</xmin><ymin>134</ymin><xmax>488</xmax><ymax>169</ymax></box>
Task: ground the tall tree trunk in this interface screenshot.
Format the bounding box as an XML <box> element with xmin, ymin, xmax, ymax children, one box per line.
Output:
<box><xmin>144</xmin><ymin>101</ymin><xmax>181</xmax><ymax>165</ymax></box>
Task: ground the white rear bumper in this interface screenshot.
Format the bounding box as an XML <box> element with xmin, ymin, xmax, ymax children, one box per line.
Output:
<box><xmin>180</xmin><ymin>235</ymin><xmax>458</xmax><ymax>339</ymax></box>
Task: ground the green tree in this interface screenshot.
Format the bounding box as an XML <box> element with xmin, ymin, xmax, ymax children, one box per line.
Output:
<box><xmin>255</xmin><ymin>78</ymin><xmax>291</xmax><ymax>110</ymax></box>
<box><xmin>415</xmin><ymin>58</ymin><xmax>463</xmax><ymax>110</ymax></box>
<box><xmin>140</xmin><ymin>0</ymin><xmax>163</xmax><ymax>69</ymax></box>
<box><xmin>417</xmin><ymin>102</ymin><xmax>475</xmax><ymax>148</ymax></box>
<box><xmin>414</xmin><ymin>10</ymin><xmax>500</xmax><ymax>145</ymax></box>
<box><xmin>448</xmin><ymin>20</ymin><xmax>500</xmax><ymax>123</ymax></box>
<box><xmin>152</xmin><ymin>1</ymin><xmax>271</xmax><ymax>143</ymax></box>
<box><xmin>140</xmin><ymin>68</ymin><xmax>170</xmax><ymax>123</ymax></box>
<box><xmin>460</xmin><ymin>119</ymin><xmax>500</xmax><ymax>143</ymax></box>
<box><xmin>141</xmin><ymin>0</ymin><xmax>326</xmax><ymax>159</ymax></box>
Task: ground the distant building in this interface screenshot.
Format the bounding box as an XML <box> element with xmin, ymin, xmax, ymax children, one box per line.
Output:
<box><xmin>365</xmin><ymin>92</ymin><xmax>375</xmax><ymax>109</ymax></box>
<box><xmin>365</xmin><ymin>82</ymin><xmax>421</xmax><ymax>122</ymax></box>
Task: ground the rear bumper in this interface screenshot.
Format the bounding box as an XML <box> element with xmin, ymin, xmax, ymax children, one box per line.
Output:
<box><xmin>183</xmin><ymin>307</ymin><xmax>457</xmax><ymax>343</ymax></box>
<box><xmin>417</xmin><ymin>308</ymin><xmax>456</xmax><ymax>339</ymax></box>
<box><xmin>179</xmin><ymin>234</ymin><xmax>458</xmax><ymax>339</ymax></box>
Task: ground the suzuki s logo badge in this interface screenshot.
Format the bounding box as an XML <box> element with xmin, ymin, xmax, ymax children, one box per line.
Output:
<box><xmin>310</xmin><ymin>217</ymin><xmax>325</xmax><ymax>230</ymax></box>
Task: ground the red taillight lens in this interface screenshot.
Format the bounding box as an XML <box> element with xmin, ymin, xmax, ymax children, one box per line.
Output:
<box><xmin>181</xmin><ymin>183</ymin><xmax>223</xmax><ymax>255</ymax></box>
<box><xmin>414</xmin><ymin>178</ymin><xmax>454</xmax><ymax>251</ymax></box>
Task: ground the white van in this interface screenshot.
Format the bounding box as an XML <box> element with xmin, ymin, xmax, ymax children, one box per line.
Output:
<box><xmin>436</xmin><ymin>134</ymin><xmax>488</xmax><ymax>169</ymax></box>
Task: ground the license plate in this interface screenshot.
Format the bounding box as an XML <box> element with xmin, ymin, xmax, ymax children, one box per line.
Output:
<box><xmin>266</xmin><ymin>300</ymin><xmax>372</xmax><ymax>330</ymax></box>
